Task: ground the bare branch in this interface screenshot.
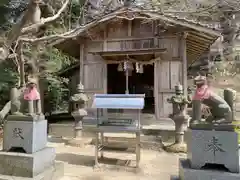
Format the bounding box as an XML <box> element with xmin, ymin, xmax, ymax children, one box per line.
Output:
<box><xmin>21</xmin><ymin>0</ymin><xmax>71</xmax><ymax>34</ymax></box>
<box><xmin>0</xmin><ymin>0</ymin><xmax>71</xmax><ymax>61</ymax></box>
<box><xmin>19</xmin><ymin>29</ymin><xmax>81</xmax><ymax>43</ymax></box>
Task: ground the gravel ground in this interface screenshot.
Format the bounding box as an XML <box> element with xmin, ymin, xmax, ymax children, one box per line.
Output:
<box><xmin>49</xmin><ymin>142</ymin><xmax>186</xmax><ymax>180</ymax></box>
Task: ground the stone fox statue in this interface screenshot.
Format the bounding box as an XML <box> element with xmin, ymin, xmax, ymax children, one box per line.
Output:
<box><xmin>193</xmin><ymin>75</ymin><xmax>232</xmax><ymax>123</ymax></box>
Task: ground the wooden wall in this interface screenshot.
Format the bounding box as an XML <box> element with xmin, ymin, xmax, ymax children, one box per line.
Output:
<box><xmin>155</xmin><ymin>60</ymin><xmax>183</xmax><ymax>118</ymax></box>
<box><xmin>83</xmin><ymin>53</ymin><xmax>107</xmax><ymax>108</ymax></box>
<box><xmin>80</xmin><ymin>19</ymin><xmax>186</xmax><ymax>119</ymax></box>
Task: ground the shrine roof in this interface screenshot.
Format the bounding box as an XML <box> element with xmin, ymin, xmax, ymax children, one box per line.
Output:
<box><xmin>53</xmin><ymin>6</ymin><xmax>221</xmax><ymax>65</ymax></box>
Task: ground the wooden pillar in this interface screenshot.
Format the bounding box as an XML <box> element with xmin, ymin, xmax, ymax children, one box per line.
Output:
<box><xmin>124</xmin><ymin>20</ymin><xmax>132</xmax><ymax>94</ymax></box>
<box><xmin>181</xmin><ymin>33</ymin><xmax>188</xmax><ymax>96</ymax></box>
<box><xmin>103</xmin><ymin>28</ymin><xmax>107</xmax><ymax>94</ymax></box>
<box><xmin>68</xmin><ymin>43</ymin><xmax>84</xmax><ymax>113</ymax></box>
<box><xmin>79</xmin><ymin>43</ymin><xmax>84</xmax><ymax>85</ymax></box>
<box><xmin>153</xmin><ymin>20</ymin><xmax>160</xmax><ymax>119</ymax></box>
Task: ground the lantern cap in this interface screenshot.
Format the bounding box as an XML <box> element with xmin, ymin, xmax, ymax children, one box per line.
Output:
<box><xmin>175</xmin><ymin>83</ymin><xmax>183</xmax><ymax>91</ymax></box>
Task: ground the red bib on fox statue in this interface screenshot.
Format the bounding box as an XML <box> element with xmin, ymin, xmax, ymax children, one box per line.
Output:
<box><xmin>24</xmin><ymin>81</ymin><xmax>40</xmax><ymax>101</ymax></box>
<box><xmin>23</xmin><ymin>78</ymin><xmax>42</xmax><ymax>115</ymax></box>
<box><xmin>193</xmin><ymin>75</ymin><xmax>212</xmax><ymax>100</ymax></box>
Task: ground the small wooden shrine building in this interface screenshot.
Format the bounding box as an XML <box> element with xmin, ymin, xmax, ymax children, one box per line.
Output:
<box><xmin>55</xmin><ymin>7</ymin><xmax>220</xmax><ymax>119</ymax></box>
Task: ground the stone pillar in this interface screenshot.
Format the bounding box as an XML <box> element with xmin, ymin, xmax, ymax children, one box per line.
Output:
<box><xmin>224</xmin><ymin>88</ymin><xmax>236</xmax><ymax>121</ymax></box>
<box><xmin>36</xmin><ymin>100</ymin><xmax>42</xmax><ymax>115</ymax></box>
<box><xmin>28</xmin><ymin>100</ymin><xmax>34</xmax><ymax>115</ymax></box>
<box><xmin>191</xmin><ymin>100</ymin><xmax>202</xmax><ymax>124</ymax></box>
<box><xmin>10</xmin><ymin>87</ymin><xmax>22</xmax><ymax>115</ymax></box>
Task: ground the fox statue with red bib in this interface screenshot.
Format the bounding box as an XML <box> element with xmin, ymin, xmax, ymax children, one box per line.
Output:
<box><xmin>193</xmin><ymin>75</ymin><xmax>232</xmax><ymax>124</ymax></box>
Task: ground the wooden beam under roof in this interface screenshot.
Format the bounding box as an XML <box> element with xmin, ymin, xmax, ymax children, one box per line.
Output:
<box><xmin>187</xmin><ymin>43</ymin><xmax>207</xmax><ymax>52</ymax></box>
<box><xmin>187</xmin><ymin>46</ymin><xmax>204</xmax><ymax>54</ymax></box>
<box><xmin>186</xmin><ymin>40</ymin><xmax>209</xmax><ymax>50</ymax></box>
<box><xmin>187</xmin><ymin>50</ymin><xmax>201</xmax><ymax>56</ymax></box>
<box><xmin>89</xmin><ymin>48</ymin><xmax>167</xmax><ymax>56</ymax></box>
<box><xmin>187</xmin><ymin>38</ymin><xmax>212</xmax><ymax>46</ymax></box>
<box><xmin>189</xmin><ymin>31</ymin><xmax>216</xmax><ymax>41</ymax></box>
<box><xmin>187</xmin><ymin>34</ymin><xmax>214</xmax><ymax>44</ymax></box>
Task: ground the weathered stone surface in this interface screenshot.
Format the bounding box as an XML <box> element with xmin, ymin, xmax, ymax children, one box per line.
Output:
<box><xmin>3</xmin><ymin>119</ymin><xmax>47</xmax><ymax>153</ymax></box>
<box><xmin>189</xmin><ymin>123</ymin><xmax>240</xmax><ymax>131</ymax></box>
<box><xmin>0</xmin><ymin>161</ymin><xmax>64</xmax><ymax>180</ymax></box>
<box><xmin>6</xmin><ymin>114</ymin><xmax>45</xmax><ymax>122</ymax></box>
<box><xmin>186</xmin><ymin>129</ymin><xmax>239</xmax><ymax>173</ymax></box>
<box><xmin>0</xmin><ymin>147</ymin><xmax>56</xmax><ymax>178</ymax></box>
<box><xmin>179</xmin><ymin>159</ymin><xmax>240</xmax><ymax>180</ymax></box>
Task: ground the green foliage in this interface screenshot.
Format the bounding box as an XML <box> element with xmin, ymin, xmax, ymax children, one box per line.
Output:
<box><xmin>0</xmin><ymin>60</ymin><xmax>18</xmax><ymax>109</ymax></box>
<box><xmin>43</xmin><ymin>74</ymin><xmax>69</xmax><ymax>114</ymax></box>
<box><xmin>41</xmin><ymin>47</ymin><xmax>73</xmax><ymax>113</ymax></box>
<box><xmin>44</xmin><ymin>47</ymin><xmax>73</xmax><ymax>72</ymax></box>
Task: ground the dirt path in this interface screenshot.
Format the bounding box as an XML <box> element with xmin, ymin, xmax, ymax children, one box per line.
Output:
<box><xmin>50</xmin><ymin>143</ymin><xmax>185</xmax><ymax>180</ymax></box>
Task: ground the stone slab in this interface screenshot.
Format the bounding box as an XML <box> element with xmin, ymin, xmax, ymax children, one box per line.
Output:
<box><xmin>186</xmin><ymin>129</ymin><xmax>239</xmax><ymax>173</ymax></box>
<box><xmin>3</xmin><ymin>119</ymin><xmax>47</xmax><ymax>153</ymax></box>
<box><xmin>0</xmin><ymin>161</ymin><xmax>64</xmax><ymax>180</ymax></box>
<box><xmin>179</xmin><ymin>159</ymin><xmax>240</xmax><ymax>180</ymax></box>
<box><xmin>0</xmin><ymin>147</ymin><xmax>56</xmax><ymax>178</ymax></box>
<box><xmin>189</xmin><ymin>123</ymin><xmax>240</xmax><ymax>131</ymax></box>
<box><xmin>6</xmin><ymin>115</ymin><xmax>45</xmax><ymax>122</ymax></box>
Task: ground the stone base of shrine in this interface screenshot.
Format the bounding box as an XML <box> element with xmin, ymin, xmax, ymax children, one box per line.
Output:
<box><xmin>0</xmin><ymin>161</ymin><xmax>64</xmax><ymax>180</ymax></box>
<box><xmin>0</xmin><ymin>147</ymin><xmax>56</xmax><ymax>177</ymax></box>
<box><xmin>179</xmin><ymin>159</ymin><xmax>240</xmax><ymax>180</ymax></box>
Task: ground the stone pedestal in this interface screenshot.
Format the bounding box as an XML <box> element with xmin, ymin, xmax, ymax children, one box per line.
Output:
<box><xmin>0</xmin><ymin>115</ymin><xmax>63</xmax><ymax>179</ymax></box>
<box><xmin>179</xmin><ymin>159</ymin><xmax>240</xmax><ymax>180</ymax></box>
<box><xmin>0</xmin><ymin>147</ymin><xmax>55</xmax><ymax>177</ymax></box>
<box><xmin>179</xmin><ymin>125</ymin><xmax>240</xmax><ymax>180</ymax></box>
<box><xmin>3</xmin><ymin>115</ymin><xmax>47</xmax><ymax>153</ymax></box>
<box><xmin>187</xmin><ymin>129</ymin><xmax>239</xmax><ymax>173</ymax></box>
<box><xmin>0</xmin><ymin>162</ymin><xmax>64</xmax><ymax>180</ymax></box>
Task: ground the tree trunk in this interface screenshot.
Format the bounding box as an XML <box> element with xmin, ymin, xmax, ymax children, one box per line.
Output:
<box><xmin>218</xmin><ymin>3</ymin><xmax>237</xmax><ymax>61</ymax></box>
<box><xmin>16</xmin><ymin>42</ymin><xmax>25</xmax><ymax>87</ymax></box>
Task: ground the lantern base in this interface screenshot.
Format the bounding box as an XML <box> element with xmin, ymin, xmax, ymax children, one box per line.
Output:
<box><xmin>66</xmin><ymin>137</ymin><xmax>91</xmax><ymax>147</ymax></box>
<box><xmin>164</xmin><ymin>142</ymin><xmax>187</xmax><ymax>153</ymax></box>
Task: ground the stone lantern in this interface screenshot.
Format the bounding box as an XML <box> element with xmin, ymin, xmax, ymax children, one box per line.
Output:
<box><xmin>67</xmin><ymin>83</ymin><xmax>88</xmax><ymax>147</ymax></box>
<box><xmin>165</xmin><ymin>83</ymin><xmax>190</xmax><ymax>153</ymax></box>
